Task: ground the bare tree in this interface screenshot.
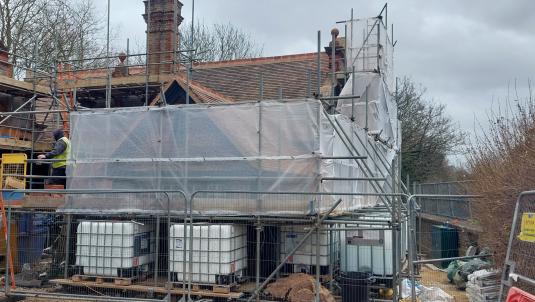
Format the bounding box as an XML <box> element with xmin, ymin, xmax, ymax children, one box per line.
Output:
<box><xmin>0</xmin><ymin>0</ymin><xmax>45</xmax><ymax>57</ymax></box>
<box><xmin>467</xmin><ymin>83</ymin><xmax>535</xmax><ymax>268</ymax></box>
<box><xmin>33</xmin><ymin>0</ymin><xmax>106</xmax><ymax>68</ymax></box>
<box><xmin>180</xmin><ymin>22</ymin><xmax>263</xmax><ymax>62</ymax></box>
<box><xmin>1</xmin><ymin>0</ymin><xmax>107</xmax><ymax>78</ymax></box>
<box><xmin>395</xmin><ymin>77</ymin><xmax>464</xmax><ymax>182</ymax></box>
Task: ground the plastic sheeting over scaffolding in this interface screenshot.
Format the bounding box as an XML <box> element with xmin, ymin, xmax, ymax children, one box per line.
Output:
<box><xmin>340</xmin><ymin>15</ymin><xmax>399</xmax><ymax>151</ymax></box>
<box><xmin>337</xmin><ymin>72</ymin><xmax>400</xmax><ymax>150</ymax></box>
<box><xmin>345</xmin><ymin>17</ymin><xmax>394</xmax><ymax>91</ymax></box>
<box><xmin>60</xmin><ymin>100</ymin><xmax>395</xmax><ymax>215</ymax></box>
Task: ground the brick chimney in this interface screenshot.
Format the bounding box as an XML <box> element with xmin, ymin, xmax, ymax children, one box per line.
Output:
<box><xmin>143</xmin><ymin>0</ymin><xmax>183</xmax><ymax>75</ymax></box>
<box><xmin>0</xmin><ymin>42</ymin><xmax>13</xmax><ymax>78</ymax></box>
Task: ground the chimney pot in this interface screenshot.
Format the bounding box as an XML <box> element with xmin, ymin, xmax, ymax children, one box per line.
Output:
<box><xmin>118</xmin><ymin>52</ymin><xmax>127</xmax><ymax>63</ymax></box>
<box><xmin>331</xmin><ymin>28</ymin><xmax>340</xmax><ymax>38</ymax></box>
<box><xmin>113</xmin><ymin>52</ymin><xmax>129</xmax><ymax>77</ymax></box>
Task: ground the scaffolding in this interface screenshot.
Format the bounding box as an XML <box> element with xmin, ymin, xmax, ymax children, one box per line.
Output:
<box><xmin>0</xmin><ymin>3</ymin><xmax>435</xmax><ymax>302</ymax></box>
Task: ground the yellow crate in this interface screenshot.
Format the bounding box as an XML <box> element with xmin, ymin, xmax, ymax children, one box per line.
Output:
<box><xmin>1</xmin><ymin>153</ymin><xmax>27</xmax><ymax>165</ymax></box>
<box><xmin>1</xmin><ymin>153</ymin><xmax>27</xmax><ymax>191</ymax></box>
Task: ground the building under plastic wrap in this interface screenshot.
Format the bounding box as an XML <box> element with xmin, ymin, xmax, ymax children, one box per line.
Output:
<box><xmin>59</xmin><ymin>98</ymin><xmax>398</xmax><ymax>215</ymax></box>
<box><xmin>0</xmin><ymin>7</ymin><xmax>413</xmax><ymax>302</ymax></box>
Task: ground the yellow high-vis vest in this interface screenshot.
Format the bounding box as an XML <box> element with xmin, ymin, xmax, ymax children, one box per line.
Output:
<box><xmin>52</xmin><ymin>137</ymin><xmax>71</xmax><ymax>168</ymax></box>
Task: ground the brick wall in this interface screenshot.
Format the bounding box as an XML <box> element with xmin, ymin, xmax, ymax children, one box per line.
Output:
<box><xmin>0</xmin><ymin>47</ymin><xmax>13</xmax><ymax>78</ymax></box>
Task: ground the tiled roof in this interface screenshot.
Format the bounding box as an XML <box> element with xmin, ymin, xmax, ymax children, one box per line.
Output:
<box><xmin>190</xmin><ymin>53</ymin><xmax>330</xmax><ymax>102</ymax></box>
<box><xmin>54</xmin><ymin>52</ymin><xmax>332</xmax><ymax>104</ymax></box>
<box><xmin>150</xmin><ymin>74</ymin><xmax>235</xmax><ymax>105</ymax></box>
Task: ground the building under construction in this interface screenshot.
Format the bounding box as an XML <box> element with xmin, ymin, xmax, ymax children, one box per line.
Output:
<box><xmin>0</xmin><ymin>2</ymin><xmax>443</xmax><ymax>302</ymax></box>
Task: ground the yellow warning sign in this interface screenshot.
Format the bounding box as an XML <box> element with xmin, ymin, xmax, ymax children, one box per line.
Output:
<box><xmin>518</xmin><ymin>212</ymin><xmax>535</xmax><ymax>242</ymax></box>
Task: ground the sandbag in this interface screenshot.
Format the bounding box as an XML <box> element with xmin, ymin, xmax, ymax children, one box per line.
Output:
<box><xmin>459</xmin><ymin>259</ymin><xmax>491</xmax><ymax>279</ymax></box>
<box><xmin>447</xmin><ymin>260</ymin><xmax>463</xmax><ymax>282</ymax></box>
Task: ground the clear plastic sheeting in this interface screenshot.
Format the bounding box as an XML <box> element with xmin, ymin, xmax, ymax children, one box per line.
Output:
<box><xmin>346</xmin><ymin>17</ymin><xmax>394</xmax><ymax>91</ymax></box>
<box><xmin>337</xmin><ymin>72</ymin><xmax>400</xmax><ymax>152</ymax></box>
<box><xmin>60</xmin><ymin>192</ymin><xmax>187</xmax><ymax>214</ymax></box>
<box><xmin>61</xmin><ymin>100</ymin><xmax>393</xmax><ymax>215</ymax></box>
<box><xmin>319</xmin><ymin>114</ymin><xmax>394</xmax><ymax>210</ymax></box>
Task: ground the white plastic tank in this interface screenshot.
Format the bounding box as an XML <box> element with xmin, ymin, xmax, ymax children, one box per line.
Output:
<box><xmin>340</xmin><ymin>213</ymin><xmax>408</xmax><ymax>276</ymax></box>
<box><xmin>75</xmin><ymin>221</ymin><xmax>155</xmax><ymax>277</ymax></box>
<box><xmin>281</xmin><ymin>225</ymin><xmax>339</xmax><ymax>272</ymax></box>
<box><xmin>169</xmin><ymin>223</ymin><xmax>247</xmax><ymax>284</ymax></box>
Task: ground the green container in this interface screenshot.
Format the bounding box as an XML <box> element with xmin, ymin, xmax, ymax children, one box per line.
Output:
<box><xmin>431</xmin><ymin>225</ymin><xmax>459</xmax><ymax>268</ymax></box>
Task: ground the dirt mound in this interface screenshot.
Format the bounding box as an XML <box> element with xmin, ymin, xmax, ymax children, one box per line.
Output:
<box><xmin>265</xmin><ymin>273</ymin><xmax>335</xmax><ymax>302</ymax></box>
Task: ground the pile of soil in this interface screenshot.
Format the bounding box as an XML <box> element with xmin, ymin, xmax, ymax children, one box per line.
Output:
<box><xmin>265</xmin><ymin>273</ymin><xmax>335</xmax><ymax>302</ymax></box>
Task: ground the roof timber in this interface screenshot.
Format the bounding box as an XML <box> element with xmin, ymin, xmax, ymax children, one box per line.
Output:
<box><xmin>0</xmin><ymin>137</ymin><xmax>49</xmax><ymax>151</ymax></box>
<box><xmin>58</xmin><ymin>74</ymin><xmax>173</xmax><ymax>90</ymax></box>
<box><xmin>0</xmin><ymin>75</ymin><xmax>50</xmax><ymax>96</ymax></box>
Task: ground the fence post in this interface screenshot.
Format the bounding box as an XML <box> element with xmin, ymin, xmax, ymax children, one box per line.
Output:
<box><xmin>4</xmin><ymin>206</ymin><xmax>10</xmax><ymax>294</ymax></box>
<box><xmin>391</xmin><ymin>158</ymin><xmax>399</xmax><ymax>302</ymax></box>
<box><xmin>255</xmin><ymin>220</ymin><xmax>262</xmax><ymax>302</ymax></box>
<box><xmin>64</xmin><ymin>214</ymin><xmax>72</xmax><ymax>280</ymax></box>
<box><xmin>187</xmin><ymin>195</ymin><xmax>194</xmax><ymax>301</ymax></box>
<box><xmin>315</xmin><ymin>225</ymin><xmax>321</xmax><ymax>302</ymax></box>
<box><xmin>166</xmin><ymin>193</ymin><xmax>173</xmax><ymax>300</ymax></box>
<box><xmin>499</xmin><ymin>194</ymin><xmax>522</xmax><ymax>299</ymax></box>
<box><xmin>5</xmin><ymin>205</ymin><xmax>15</xmax><ymax>293</ymax></box>
<box><xmin>408</xmin><ymin>196</ymin><xmax>417</xmax><ymax>302</ymax></box>
<box><xmin>154</xmin><ymin>215</ymin><xmax>160</xmax><ymax>287</ymax></box>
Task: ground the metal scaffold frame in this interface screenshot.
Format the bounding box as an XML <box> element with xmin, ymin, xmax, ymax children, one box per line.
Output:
<box><xmin>0</xmin><ymin>47</ymin><xmax>69</xmax><ymax>189</ymax></box>
<box><xmin>0</xmin><ymin>4</ymin><xmax>451</xmax><ymax>302</ymax></box>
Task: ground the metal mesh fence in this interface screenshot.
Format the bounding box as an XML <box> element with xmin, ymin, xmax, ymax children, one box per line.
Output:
<box><xmin>413</xmin><ymin>182</ymin><xmax>472</xmax><ymax>220</ymax></box>
<box><xmin>413</xmin><ymin>219</ymin><xmax>463</xmax><ymax>300</ymax></box>
<box><xmin>0</xmin><ymin>192</ymin><xmax>185</xmax><ymax>301</ymax></box>
<box><xmin>405</xmin><ymin>194</ymin><xmax>497</xmax><ymax>302</ymax></box>
<box><xmin>0</xmin><ymin>190</ymin><xmax>407</xmax><ymax>301</ymax></box>
<box><xmin>500</xmin><ymin>191</ymin><xmax>535</xmax><ymax>300</ymax></box>
<box><xmin>412</xmin><ymin>257</ymin><xmax>495</xmax><ymax>302</ymax></box>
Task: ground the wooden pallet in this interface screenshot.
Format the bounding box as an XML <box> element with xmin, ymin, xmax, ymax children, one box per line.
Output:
<box><xmin>50</xmin><ymin>278</ymin><xmax>244</xmax><ymax>299</ymax></box>
<box><xmin>71</xmin><ymin>274</ymin><xmax>135</xmax><ymax>286</ymax></box>
<box><xmin>194</xmin><ymin>283</ymin><xmax>235</xmax><ymax>294</ymax></box>
<box><xmin>167</xmin><ymin>281</ymin><xmax>238</xmax><ymax>294</ymax></box>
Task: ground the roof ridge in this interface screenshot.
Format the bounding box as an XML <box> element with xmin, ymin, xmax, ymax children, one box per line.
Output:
<box><xmin>193</xmin><ymin>52</ymin><xmax>327</xmax><ymax>69</ymax></box>
<box><xmin>54</xmin><ymin>52</ymin><xmax>328</xmax><ymax>79</ymax></box>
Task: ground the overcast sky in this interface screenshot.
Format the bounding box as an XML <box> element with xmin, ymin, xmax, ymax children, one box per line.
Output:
<box><xmin>98</xmin><ymin>0</ymin><xmax>535</xmax><ymax>156</ymax></box>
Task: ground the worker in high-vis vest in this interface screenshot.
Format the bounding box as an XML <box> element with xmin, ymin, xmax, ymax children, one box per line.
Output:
<box><xmin>38</xmin><ymin>129</ymin><xmax>71</xmax><ymax>187</ymax></box>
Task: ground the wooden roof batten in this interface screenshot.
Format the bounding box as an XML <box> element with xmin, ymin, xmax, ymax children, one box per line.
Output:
<box><xmin>0</xmin><ymin>74</ymin><xmax>51</xmax><ymax>96</ymax></box>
